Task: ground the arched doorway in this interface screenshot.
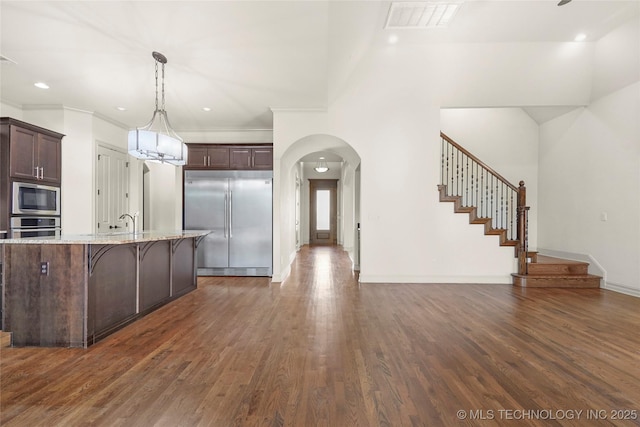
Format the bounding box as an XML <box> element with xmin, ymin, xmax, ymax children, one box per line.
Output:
<box><xmin>275</xmin><ymin>134</ymin><xmax>361</xmax><ymax>281</ymax></box>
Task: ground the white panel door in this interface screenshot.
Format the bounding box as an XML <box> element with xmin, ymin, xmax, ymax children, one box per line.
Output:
<box><xmin>96</xmin><ymin>145</ymin><xmax>130</xmax><ymax>234</ymax></box>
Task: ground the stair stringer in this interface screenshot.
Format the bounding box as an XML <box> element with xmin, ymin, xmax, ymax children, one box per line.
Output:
<box><xmin>438</xmin><ymin>184</ymin><xmax>519</xmax><ymax>254</ymax></box>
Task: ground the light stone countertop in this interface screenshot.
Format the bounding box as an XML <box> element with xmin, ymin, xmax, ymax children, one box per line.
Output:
<box><xmin>0</xmin><ymin>230</ymin><xmax>211</xmax><ymax>245</ymax></box>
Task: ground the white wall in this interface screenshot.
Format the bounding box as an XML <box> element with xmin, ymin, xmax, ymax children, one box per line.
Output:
<box><xmin>0</xmin><ymin>101</ymin><xmax>24</xmax><ymax>119</ymax></box>
<box><xmin>537</xmin><ymin>15</ymin><xmax>640</xmax><ymax>296</ymax></box>
<box><xmin>325</xmin><ymin>44</ymin><xmax>516</xmax><ymax>283</ymax></box>
<box><xmin>591</xmin><ymin>17</ymin><xmax>640</xmax><ymax>102</ymax></box>
<box><xmin>273</xmin><ymin>30</ymin><xmax>618</xmax><ymax>284</ymax></box>
<box><xmin>538</xmin><ymin>82</ymin><xmax>640</xmax><ymax>296</ymax></box>
<box><xmin>145</xmin><ymin>161</ymin><xmax>182</xmax><ymax>231</ymax></box>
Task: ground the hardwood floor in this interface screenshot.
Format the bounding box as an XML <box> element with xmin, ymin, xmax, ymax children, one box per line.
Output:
<box><xmin>2</xmin><ymin>246</ymin><xmax>640</xmax><ymax>426</ymax></box>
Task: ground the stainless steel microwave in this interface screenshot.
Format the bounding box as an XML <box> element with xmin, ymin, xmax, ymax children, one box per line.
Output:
<box><xmin>12</xmin><ymin>181</ymin><xmax>61</xmax><ymax>216</ymax></box>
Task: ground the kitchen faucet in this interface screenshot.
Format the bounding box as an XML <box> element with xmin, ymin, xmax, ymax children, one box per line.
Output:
<box><xmin>119</xmin><ymin>213</ymin><xmax>136</xmax><ymax>233</ymax></box>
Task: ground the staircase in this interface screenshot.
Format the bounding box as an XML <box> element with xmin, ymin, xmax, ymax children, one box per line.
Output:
<box><xmin>438</xmin><ymin>132</ymin><xmax>601</xmax><ymax>289</ymax></box>
<box><xmin>437</xmin><ymin>184</ymin><xmax>519</xmax><ymax>253</ymax></box>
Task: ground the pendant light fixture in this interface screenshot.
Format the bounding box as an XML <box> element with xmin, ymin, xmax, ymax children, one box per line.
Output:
<box><xmin>314</xmin><ymin>157</ymin><xmax>329</xmax><ymax>173</ymax></box>
<box><xmin>128</xmin><ymin>51</ymin><xmax>187</xmax><ymax>166</ymax></box>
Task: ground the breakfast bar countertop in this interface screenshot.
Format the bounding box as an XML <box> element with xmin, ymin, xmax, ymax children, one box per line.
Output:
<box><xmin>0</xmin><ymin>230</ymin><xmax>210</xmax><ymax>245</ymax></box>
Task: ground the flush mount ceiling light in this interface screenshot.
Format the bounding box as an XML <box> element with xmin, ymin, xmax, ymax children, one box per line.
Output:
<box><xmin>385</xmin><ymin>1</ymin><xmax>462</xmax><ymax>29</ymax></box>
<box><xmin>314</xmin><ymin>157</ymin><xmax>329</xmax><ymax>173</ymax></box>
<box><xmin>128</xmin><ymin>51</ymin><xmax>187</xmax><ymax>166</ymax></box>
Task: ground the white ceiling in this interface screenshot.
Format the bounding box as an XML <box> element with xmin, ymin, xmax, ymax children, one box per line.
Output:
<box><xmin>1</xmin><ymin>1</ymin><xmax>637</xmax><ymax>132</ymax></box>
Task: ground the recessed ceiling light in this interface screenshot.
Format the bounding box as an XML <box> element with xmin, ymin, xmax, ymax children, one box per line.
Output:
<box><xmin>34</xmin><ymin>82</ymin><xmax>49</xmax><ymax>89</ymax></box>
<box><xmin>202</xmin><ymin>107</ymin><xmax>211</xmax><ymax>112</ymax></box>
<box><xmin>388</xmin><ymin>34</ymin><xmax>399</xmax><ymax>44</ymax></box>
<box><xmin>116</xmin><ymin>106</ymin><xmax>127</xmax><ymax>111</ymax></box>
<box><xmin>574</xmin><ymin>33</ymin><xmax>587</xmax><ymax>42</ymax></box>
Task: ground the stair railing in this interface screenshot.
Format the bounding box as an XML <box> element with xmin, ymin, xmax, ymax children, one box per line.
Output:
<box><xmin>440</xmin><ymin>132</ymin><xmax>529</xmax><ymax>274</ymax></box>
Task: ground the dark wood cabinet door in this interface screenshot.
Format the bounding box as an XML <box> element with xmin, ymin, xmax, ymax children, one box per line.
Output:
<box><xmin>187</xmin><ymin>146</ymin><xmax>209</xmax><ymax>167</ymax></box>
<box><xmin>208</xmin><ymin>147</ymin><xmax>230</xmax><ymax>168</ymax></box>
<box><xmin>37</xmin><ymin>134</ymin><xmax>61</xmax><ymax>184</ymax></box>
<box><xmin>139</xmin><ymin>241</ymin><xmax>171</xmax><ymax>312</ymax></box>
<box><xmin>9</xmin><ymin>126</ymin><xmax>38</xmax><ymax>180</ymax></box>
<box><xmin>252</xmin><ymin>148</ymin><xmax>273</xmax><ymax>170</ymax></box>
<box><xmin>230</xmin><ymin>148</ymin><xmax>252</xmax><ymax>169</ymax></box>
<box><xmin>89</xmin><ymin>244</ymin><xmax>137</xmax><ymax>340</ymax></box>
<box><xmin>172</xmin><ymin>238</ymin><xmax>196</xmax><ymax>297</ymax></box>
<box><xmin>185</xmin><ymin>144</ymin><xmax>272</xmax><ymax>170</ymax></box>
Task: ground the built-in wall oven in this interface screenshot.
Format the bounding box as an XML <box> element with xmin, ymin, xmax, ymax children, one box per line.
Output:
<box><xmin>12</xmin><ymin>181</ymin><xmax>61</xmax><ymax>216</ymax></box>
<box><xmin>10</xmin><ymin>217</ymin><xmax>61</xmax><ymax>238</ymax></box>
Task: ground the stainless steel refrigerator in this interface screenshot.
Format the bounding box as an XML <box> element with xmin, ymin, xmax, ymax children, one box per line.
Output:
<box><xmin>184</xmin><ymin>170</ymin><xmax>272</xmax><ymax>276</ymax></box>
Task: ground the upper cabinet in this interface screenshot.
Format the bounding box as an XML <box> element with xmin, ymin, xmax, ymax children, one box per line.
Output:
<box><xmin>1</xmin><ymin>118</ymin><xmax>64</xmax><ymax>185</ymax></box>
<box><xmin>186</xmin><ymin>144</ymin><xmax>272</xmax><ymax>170</ymax></box>
<box><xmin>187</xmin><ymin>145</ymin><xmax>230</xmax><ymax>169</ymax></box>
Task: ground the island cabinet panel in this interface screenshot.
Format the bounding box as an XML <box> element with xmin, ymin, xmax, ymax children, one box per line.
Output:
<box><xmin>139</xmin><ymin>240</ymin><xmax>171</xmax><ymax>312</ymax></box>
<box><xmin>1</xmin><ymin>232</ymin><xmax>205</xmax><ymax>347</ymax></box>
<box><xmin>4</xmin><ymin>244</ymin><xmax>86</xmax><ymax>347</ymax></box>
<box><xmin>172</xmin><ymin>238</ymin><xmax>196</xmax><ymax>296</ymax></box>
<box><xmin>88</xmin><ymin>244</ymin><xmax>137</xmax><ymax>344</ymax></box>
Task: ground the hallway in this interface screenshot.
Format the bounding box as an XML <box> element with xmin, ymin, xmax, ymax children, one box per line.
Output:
<box><xmin>2</xmin><ymin>246</ymin><xmax>640</xmax><ymax>426</ymax></box>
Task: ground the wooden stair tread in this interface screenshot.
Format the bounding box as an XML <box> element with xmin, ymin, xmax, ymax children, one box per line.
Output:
<box><xmin>512</xmin><ymin>273</ymin><xmax>601</xmax><ymax>288</ymax></box>
<box><xmin>438</xmin><ymin>185</ymin><xmax>517</xmax><ymax>250</ymax></box>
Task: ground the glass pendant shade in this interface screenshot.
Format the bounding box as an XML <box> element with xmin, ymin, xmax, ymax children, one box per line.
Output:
<box><xmin>128</xmin><ymin>110</ymin><xmax>187</xmax><ymax>165</ymax></box>
<box><xmin>128</xmin><ymin>51</ymin><xmax>187</xmax><ymax>166</ymax></box>
<box><xmin>314</xmin><ymin>157</ymin><xmax>329</xmax><ymax>173</ymax></box>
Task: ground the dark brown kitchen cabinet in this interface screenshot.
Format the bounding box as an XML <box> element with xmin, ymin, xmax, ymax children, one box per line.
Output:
<box><xmin>252</xmin><ymin>148</ymin><xmax>274</xmax><ymax>170</ymax></box>
<box><xmin>230</xmin><ymin>147</ymin><xmax>273</xmax><ymax>170</ymax></box>
<box><xmin>1</xmin><ymin>117</ymin><xmax>63</xmax><ymax>185</ymax></box>
<box><xmin>186</xmin><ymin>143</ymin><xmax>272</xmax><ymax>170</ymax></box>
<box><xmin>187</xmin><ymin>145</ymin><xmax>230</xmax><ymax>169</ymax></box>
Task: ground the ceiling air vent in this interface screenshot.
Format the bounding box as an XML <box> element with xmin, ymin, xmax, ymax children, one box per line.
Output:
<box><xmin>385</xmin><ymin>1</ymin><xmax>462</xmax><ymax>29</ymax></box>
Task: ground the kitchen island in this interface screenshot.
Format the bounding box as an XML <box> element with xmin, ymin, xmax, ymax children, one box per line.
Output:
<box><xmin>1</xmin><ymin>230</ymin><xmax>209</xmax><ymax>347</ymax></box>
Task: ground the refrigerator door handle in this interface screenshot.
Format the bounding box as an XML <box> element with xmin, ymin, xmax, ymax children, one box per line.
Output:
<box><xmin>229</xmin><ymin>190</ymin><xmax>233</xmax><ymax>238</ymax></box>
<box><xmin>223</xmin><ymin>192</ymin><xmax>228</xmax><ymax>238</ymax></box>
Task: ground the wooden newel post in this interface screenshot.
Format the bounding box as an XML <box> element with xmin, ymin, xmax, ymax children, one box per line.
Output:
<box><xmin>517</xmin><ymin>181</ymin><xmax>529</xmax><ymax>275</ymax></box>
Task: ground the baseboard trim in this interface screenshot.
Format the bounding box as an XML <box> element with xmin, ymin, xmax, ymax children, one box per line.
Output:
<box><xmin>270</xmin><ymin>249</ymin><xmax>297</xmax><ymax>283</ymax></box>
<box><xmin>358</xmin><ymin>275</ymin><xmax>512</xmax><ymax>284</ymax></box>
<box><xmin>270</xmin><ymin>265</ymin><xmax>290</xmax><ymax>283</ymax></box>
<box><xmin>604</xmin><ymin>281</ymin><xmax>640</xmax><ymax>298</ymax></box>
